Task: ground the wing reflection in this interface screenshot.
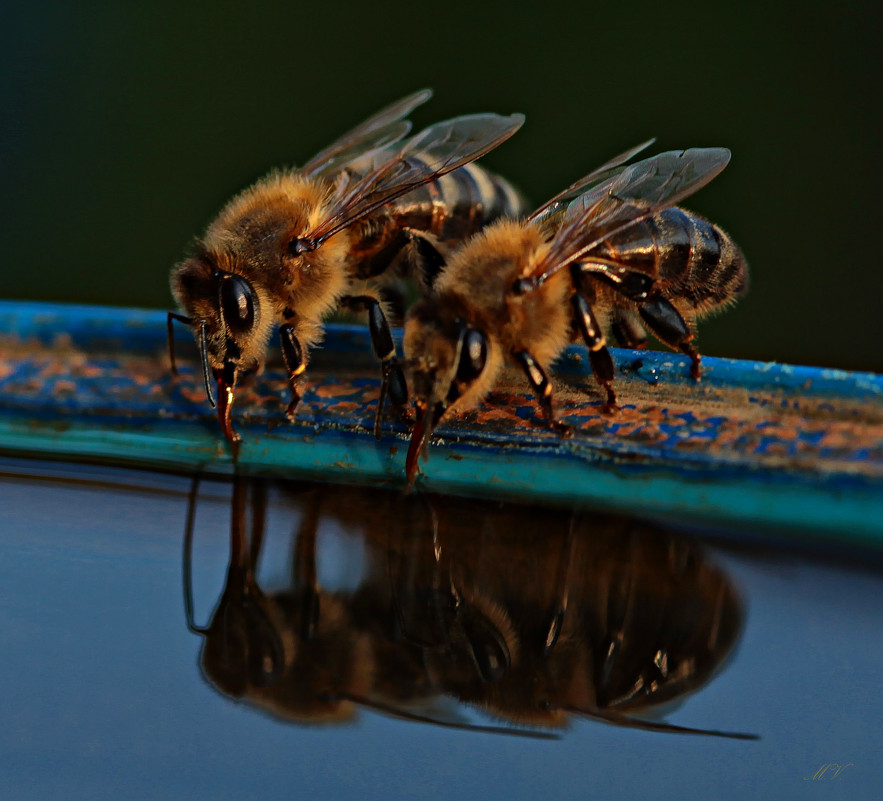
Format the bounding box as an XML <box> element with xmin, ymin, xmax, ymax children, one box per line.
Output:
<box><xmin>183</xmin><ymin>477</ymin><xmax>755</xmax><ymax>739</ymax></box>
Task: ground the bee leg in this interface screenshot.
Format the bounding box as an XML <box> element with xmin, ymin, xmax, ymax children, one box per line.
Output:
<box><xmin>513</xmin><ymin>350</ymin><xmax>571</xmax><ymax>437</ymax></box>
<box><xmin>543</xmin><ymin>515</ymin><xmax>578</xmax><ymax>656</ymax></box>
<box><xmin>379</xmin><ymin>283</ymin><xmax>407</xmax><ymax>325</ymax></box>
<box><xmin>570</xmin><ymin>267</ymin><xmax>619</xmax><ymax>412</ymax></box>
<box><xmin>354</xmin><ymin>227</ymin><xmax>411</xmax><ymax>278</ymax></box>
<box><xmin>407</xmin><ymin>230</ymin><xmax>447</xmax><ymax>289</ymax></box>
<box><xmin>341</xmin><ymin>295</ymin><xmax>409</xmax><ymax>439</ymax></box>
<box><xmin>637</xmin><ymin>295</ymin><xmax>702</xmax><ymax>379</ymax></box>
<box><xmin>611</xmin><ymin>309</ymin><xmax>648</xmax><ymax>350</ymax></box>
<box><xmin>354</xmin><ymin>225</ymin><xmax>445</xmax><ymax>289</ymax></box>
<box><xmin>279</xmin><ymin>324</ymin><xmax>306</xmax><ymax>419</ymax></box>
<box><xmin>571</xmin><ymin>294</ymin><xmax>619</xmax><ymax>414</ymax></box>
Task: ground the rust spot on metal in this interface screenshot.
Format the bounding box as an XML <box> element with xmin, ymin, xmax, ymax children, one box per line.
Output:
<box><xmin>2</xmin><ymin>328</ymin><xmax>882</xmax><ymax>482</ymax></box>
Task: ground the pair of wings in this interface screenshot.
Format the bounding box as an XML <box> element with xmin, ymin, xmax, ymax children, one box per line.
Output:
<box><xmin>294</xmin><ymin>89</ymin><xmax>524</xmax><ymax>249</ymax></box>
<box><xmin>522</xmin><ymin>143</ymin><xmax>732</xmax><ymax>287</ymax></box>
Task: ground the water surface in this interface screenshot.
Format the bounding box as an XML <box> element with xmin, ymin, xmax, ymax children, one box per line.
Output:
<box><xmin>1</xmin><ymin>458</ymin><xmax>879</xmax><ymax>799</ymax></box>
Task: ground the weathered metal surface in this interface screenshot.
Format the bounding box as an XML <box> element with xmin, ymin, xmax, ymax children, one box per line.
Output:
<box><xmin>1</xmin><ymin>300</ymin><xmax>881</xmax><ymax>545</ymax></box>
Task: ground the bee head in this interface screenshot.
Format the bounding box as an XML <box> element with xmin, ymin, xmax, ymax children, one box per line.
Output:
<box><xmin>403</xmin><ymin>299</ymin><xmax>492</xmax><ymax>484</ymax></box>
<box><xmin>198</xmin><ymin>565</ymin><xmax>286</xmax><ymax>699</ymax></box>
<box><xmin>171</xmin><ymin>251</ymin><xmax>273</xmax><ymax>450</ymax></box>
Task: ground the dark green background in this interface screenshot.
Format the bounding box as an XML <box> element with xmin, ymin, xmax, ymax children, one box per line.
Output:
<box><xmin>3</xmin><ymin>1</ymin><xmax>880</xmax><ymax>370</ymax></box>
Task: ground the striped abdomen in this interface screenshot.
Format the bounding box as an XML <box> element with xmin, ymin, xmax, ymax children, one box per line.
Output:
<box><xmin>592</xmin><ymin>207</ymin><xmax>748</xmax><ymax>315</ymax></box>
<box><xmin>389</xmin><ymin>159</ymin><xmax>528</xmax><ymax>243</ymax></box>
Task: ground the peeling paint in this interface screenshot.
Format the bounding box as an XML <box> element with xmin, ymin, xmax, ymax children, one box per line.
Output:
<box><xmin>1</xmin><ymin>302</ymin><xmax>882</xmax><ymax>541</ymax></box>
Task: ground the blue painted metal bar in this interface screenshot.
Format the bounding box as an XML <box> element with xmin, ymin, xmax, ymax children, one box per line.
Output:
<box><xmin>1</xmin><ymin>300</ymin><xmax>881</xmax><ymax>546</ymax></box>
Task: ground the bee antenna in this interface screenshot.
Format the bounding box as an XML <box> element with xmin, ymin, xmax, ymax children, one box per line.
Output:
<box><xmin>183</xmin><ymin>474</ymin><xmax>210</xmax><ymax>636</ymax></box>
<box><xmin>562</xmin><ymin>704</ymin><xmax>758</xmax><ymax>740</ymax></box>
<box><xmin>197</xmin><ymin>320</ymin><xmax>217</xmax><ymax>408</ymax></box>
<box><xmin>167</xmin><ymin>311</ymin><xmax>193</xmax><ymax>375</ymax></box>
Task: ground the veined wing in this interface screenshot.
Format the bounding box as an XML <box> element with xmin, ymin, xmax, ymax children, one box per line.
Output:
<box><xmin>526</xmin><ymin>147</ymin><xmax>731</xmax><ymax>285</ymax></box>
<box><xmin>526</xmin><ymin>138</ymin><xmax>656</xmax><ymax>225</ymax></box>
<box><xmin>301</xmin><ymin>112</ymin><xmax>525</xmax><ymax>248</ymax></box>
<box><xmin>300</xmin><ymin>89</ymin><xmax>433</xmax><ymax>179</ymax></box>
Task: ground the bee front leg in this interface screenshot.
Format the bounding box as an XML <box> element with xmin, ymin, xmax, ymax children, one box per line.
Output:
<box><xmin>341</xmin><ymin>294</ymin><xmax>409</xmax><ymax>440</ymax></box>
<box><xmin>637</xmin><ymin>295</ymin><xmax>701</xmax><ymax>379</ymax></box>
<box><xmin>513</xmin><ymin>350</ymin><xmax>570</xmax><ymax>437</ymax></box>
<box><xmin>279</xmin><ymin>324</ymin><xmax>306</xmax><ymax>419</ymax></box>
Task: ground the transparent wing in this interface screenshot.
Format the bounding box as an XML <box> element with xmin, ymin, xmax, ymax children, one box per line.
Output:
<box><xmin>526</xmin><ymin>138</ymin><xmax>656</xmax><ymax>224</ymax></box>
<box><xmin>300</xmin><ymin>89</ymin><xmax>433</xmax><ymax>179</ymax></box>
<box><xmin>304</xmin><ymin>112</ymin><xmax>525</xmax><ymax>246</ymax></box>
<box><xmin>527</xmin><ymin>147</ymin><xmax>731</xmax><ymax>283</ymax></box>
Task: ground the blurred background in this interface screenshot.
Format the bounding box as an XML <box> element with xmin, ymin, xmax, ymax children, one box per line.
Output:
<box><xmin>2</xmin><ymin>1</ymin><xmax>880</xmax><ymax>370</ymax></box>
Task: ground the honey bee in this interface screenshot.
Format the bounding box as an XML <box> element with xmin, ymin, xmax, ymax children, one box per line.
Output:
<box><xmin>184</xmin><ymin>477</ymin><xmax>555</xmax><ymax>736</ymax></box>
<box><xmin>399</xmin><ymin>500</ymin><xmax>753</xmax><ymax>737</ymax></box>
<box><xmin>404</xmin><ymin>145</ymin><xmax>747</xmax><ymax>482</ymax></box>
<box><xmin>184</xmin><ymin>477</ymin><xmax>753</xmax><ymax>739</ymax></box>
<box><xmin>168</xmin><ymin>90</ymin><xmax>526</xmax><ymax>451</ymax></box>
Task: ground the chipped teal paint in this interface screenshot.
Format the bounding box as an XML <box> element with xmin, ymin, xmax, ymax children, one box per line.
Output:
<box><xmin>1</xmin><ymin>301</ymin><xmax>882</xmax><ymax>548</ymax></box>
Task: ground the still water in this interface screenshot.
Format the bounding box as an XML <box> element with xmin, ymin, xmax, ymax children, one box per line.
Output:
<box><xmin>1</xmin><ymin>457</ymin><xmax>880</xmax><ymax>799</ymax></box>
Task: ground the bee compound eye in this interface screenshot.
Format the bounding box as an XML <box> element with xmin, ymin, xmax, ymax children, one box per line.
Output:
<box><xmin>219</xmin><ymin>274</ymin><xmax>256</xmax><ymax>337</ymax></box>
<box><xmin>456</xmin><ymin>328</ymin><xmax>488</xmax><ymax>384</ymax></box>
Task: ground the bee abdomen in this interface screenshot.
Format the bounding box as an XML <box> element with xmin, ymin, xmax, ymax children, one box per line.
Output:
<box><xmin>654</xmin><ymin>208</ymin><xmax>747</xmax><ymax>313</ymax></box>
<box><xmin>391</xmin><ymin>156</ymin><xmax>527</xmax><ymax>241</ymax></box>
<box><xmin>599</xmin><ymin>207</ymin><xmax>747</xmax><ymax>314</ymax></box>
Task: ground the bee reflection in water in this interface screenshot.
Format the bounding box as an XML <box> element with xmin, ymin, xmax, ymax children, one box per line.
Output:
<box><xmin>183</xmin><ymin>477</ymin><xmax>756</xmax><ymax>739</ymax></box>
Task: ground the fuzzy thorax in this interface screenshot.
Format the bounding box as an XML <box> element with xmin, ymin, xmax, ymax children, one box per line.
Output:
<box><xmin>404</xmin><ymin>219</ymin><xmax>573</xmax><ymax>417</ymax></box>
<box><xmin>171</xmin><ymin>169</ymin><xmax>355</xmax><ymax>366</ymax></box>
